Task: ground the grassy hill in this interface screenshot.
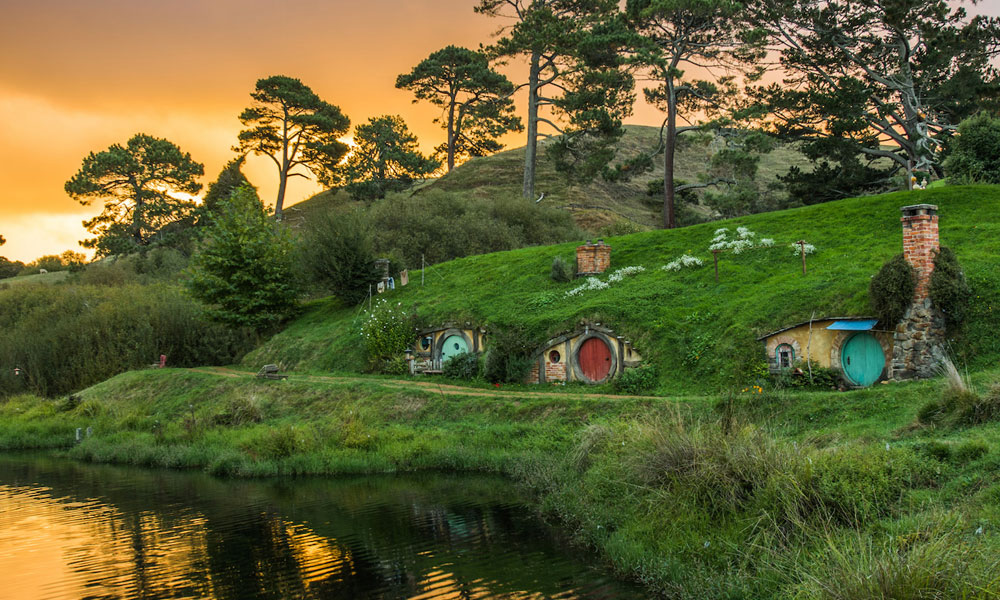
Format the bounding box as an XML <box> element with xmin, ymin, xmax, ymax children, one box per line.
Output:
<box><xmin>284</xmin><ymin>125</ymin><xmax>815</xmax><ymax>234</ymax></box>
<box><xmin>246</xmin><ymin>185</ymin><xmax>1000</xmax><ymax>392</ymax></box>
<box><xmin>4</xmin><ymin>186</ymin><xmax>1000</xmax><ymax>599</ymax></box>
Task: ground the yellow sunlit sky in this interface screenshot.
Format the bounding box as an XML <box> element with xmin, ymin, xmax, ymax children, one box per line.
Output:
<box><xmin>0</xmin><ymin>0</ymin><xmax>996</xmax><ymax>262</ymax></box>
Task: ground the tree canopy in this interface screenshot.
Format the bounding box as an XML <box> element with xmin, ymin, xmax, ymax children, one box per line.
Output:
<box><xmin>397</xmin><ymin>45</ymin><xmax>522</xmax><ymax>171</ymax></box>
<box><xmin>476</xmin><ymin>0</ymin><xmax>636</xmax><ymax>199</ymax></box>
<box><xmin>65</xmin><ymin>133</ymin><xmax>204</xmax><ymax>257</ymax></box>
<box><xmin>621</xmin><ymin>0</ymin><xmax>765</xmax><ymax>228</ymax></box>
<box><xmin>186</xmin><ymin>185</ymin><xmax>300</xmax><ymax>332</ymax></box>
<box><xmin>236</xmin><ymin>75</ymin><xmax>350</xmax><ymax>218</ymax></box>
<box><xmin>754</xmin><ymin>0</ymin><xmax>1000</xmax><ymax>191</ymax></box>
<box><xmin>344</xmin><ymin>115</ymin><xmax>441</xmax><ymax>201</ymax></box>
<box><xmin>944</xmin><ymin>112</ymin><xmax>1000</xmax><ymax>185</ymax></box>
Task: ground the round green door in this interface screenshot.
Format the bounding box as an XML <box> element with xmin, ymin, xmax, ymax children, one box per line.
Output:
<box><xmin>841</xmin><ymin>333</ymin><xmax>885</xmax><ymax>387</ymax></box>
<box><xmin>440</xmin><ymin>335</ymin><xmax>469</xmax><ymax>363</ymax></box>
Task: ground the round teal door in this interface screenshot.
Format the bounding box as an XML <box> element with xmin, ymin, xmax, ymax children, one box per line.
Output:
<box><xmin>841</xmin><ymin>333</ymin><xmax>885</xmax><ymax>387</ymax></box>
<box><xmin>440</xmin><ymin>335</ymin><xmax>469</xmax><ymax>363</ymax></box>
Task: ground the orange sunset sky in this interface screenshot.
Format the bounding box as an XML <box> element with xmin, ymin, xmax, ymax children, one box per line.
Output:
<box><xmin>1</xmin><ymin>0</ymin><xmax>997</xmax><ymax>262</ymax></box>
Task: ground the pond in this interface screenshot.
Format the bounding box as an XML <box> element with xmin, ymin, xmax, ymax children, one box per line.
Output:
<box><xmin>0</xmin><ymin>454</ymin><xmax>643</xmax><ymax>599</ymax></box>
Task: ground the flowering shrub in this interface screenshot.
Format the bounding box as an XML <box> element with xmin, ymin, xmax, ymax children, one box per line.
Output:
<box><xmin>565</xmin><ymin>266</ymin><xmax>645</xmax><ymax>297</ymax></box>
<box><xmin>360</xmin><ymin>299</ymin><xmax>414</xmax><ymax>371</ymax></box>
<box><xmin>709</xmin><ymin>227</ymin><xmax>773</xmax><ymax>254</ymax></box>
<box><xmin>663</xmin><ymin>254</ymin><xmax>704</xmax><ymax>272</ymax></box>
<box><xmin>565</xmin><ymin>277</ymin><xmax>608</xmax><ymax>297</ymax></box>
<box><xmin>789</xmin><ymin>242</ymin><xmax>817</xmax><ymax>255</ymax></box>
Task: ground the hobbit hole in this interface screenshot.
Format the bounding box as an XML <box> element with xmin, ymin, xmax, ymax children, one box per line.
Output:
<box><xmin>527</xmin><ymin>324</ymin><xmax>641</xmax><ymax>385</ymax></box>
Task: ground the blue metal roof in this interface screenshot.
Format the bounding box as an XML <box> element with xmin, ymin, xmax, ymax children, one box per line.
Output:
<box><xmin>826</xmin><ymin>319</ymin><xmax>878</xmax><ymax>331</ymax></box>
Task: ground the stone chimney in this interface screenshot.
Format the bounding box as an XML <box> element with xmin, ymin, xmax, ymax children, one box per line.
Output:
<box><xmin>576</xmin><ymin>240</ymin><xmax>611</xmax><ymax>276</ymax></box>
<box><xmin>891</xmin><ymin>204</ymin><xmax>945</xmax><ymax>380</ymax></box>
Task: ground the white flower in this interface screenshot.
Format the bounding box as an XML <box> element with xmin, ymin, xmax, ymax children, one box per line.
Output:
<box><xmin>565</xmin><ymin>267</ymin><xmax>643</xmax><ymax>297</ymax></box>
<box><xmin>789</xmin><ymin>242</ymin><xmax>816</xmax><ymax>255</ymax></box>
<box><xmin>663</xmin><ymin>254</ymin><xmax>703</xmax><ymax>272</ymax></box>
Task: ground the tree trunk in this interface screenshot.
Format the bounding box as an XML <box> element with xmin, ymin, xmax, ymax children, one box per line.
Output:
<box><xmin>447</xmin><ymin>97</ymin><xmax>457</xmax><ymax>172</ymax></box>
<box><xmin>663</xmin><ymin>83</ymin><xmax>678</xmax><ymax>229</ymax></box>
<box><xmin>522</xmin><ymin>51</ymin><xmax>541</xmax><ymax>200</ymax></box>
<box><xmin>131</xmin><ymin>181</ymin><xmax>144</xmax><ymax>245</ymax></box>
<box><xmin>275</xmin><ymin>106</ymin><xmax>290</xmax><ymax>220</ymax></box>
<box><xmin>275</xmin><ymin>172</ymin><xmax>288</xmax><ymax>219</ymax></box>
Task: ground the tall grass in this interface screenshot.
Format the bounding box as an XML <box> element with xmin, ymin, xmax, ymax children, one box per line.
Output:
<box><xmin>789</xmin><ymin>526</ymin><xmax>1000</xmax><ymax>599</ymax></box>
<box><xmin>2</xmin><ymin>369</ymin><xmax>1000</xmax><ymax>598</ymax></box>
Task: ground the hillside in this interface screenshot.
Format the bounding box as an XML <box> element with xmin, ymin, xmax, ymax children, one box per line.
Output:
<box><xmin>245</xmin><ymin>185</ymin><xmax>1000</xmax><ymax>392</ymax></box>
<box><xmin>283</xmin><ymin>125</ymin><xmax>815</xmax><ymax>234</ymax></box>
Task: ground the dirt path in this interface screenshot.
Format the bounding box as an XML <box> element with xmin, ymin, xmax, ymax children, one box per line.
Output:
<box><xmin>188</xmin><ymin>366</ymin><xmax>668</xmax><ymax>402</ymax></box>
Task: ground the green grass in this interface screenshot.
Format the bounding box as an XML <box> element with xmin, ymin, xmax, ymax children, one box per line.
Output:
<box><xmin>3</xmin><ymin>367</ymin><xmax>1000</xmax><ymax>598</ymax></box>
<box><xmin>246</xmin><ymin>185</ymin><xmax>1000</xmax><ymax>393</ymax></box>
<box><xmin>0</xmin><ymin>270</ymin><xmax>70</xmax><ymax>287</ymax></box>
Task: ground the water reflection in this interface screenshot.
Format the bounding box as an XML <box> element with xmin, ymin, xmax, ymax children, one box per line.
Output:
<box><xmin>0</xmin><ymin>455</ymin><xmax>640</xmax><ymax>599</ymax></box>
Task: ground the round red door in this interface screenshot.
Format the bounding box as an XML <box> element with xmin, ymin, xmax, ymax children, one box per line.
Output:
<box><xmin>578</xmin><ymin>337</ymin><xmax>612</xmax><ymax>381</ymax></box>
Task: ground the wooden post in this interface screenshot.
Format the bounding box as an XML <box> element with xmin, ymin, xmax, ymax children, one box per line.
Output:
<box><xmin>806</xmin><ymin>311</ymin><xmax>815</xmax><ymax>382</ymax></box>
<box><xmin>712</xmin><ymin>249</ymin><xmax>721</xmax><ymax>283</ymax></box>
<box><xmin>797</xmin><ymin>240</ymin><xmax>807</xmax><ymax>274</ymax></box>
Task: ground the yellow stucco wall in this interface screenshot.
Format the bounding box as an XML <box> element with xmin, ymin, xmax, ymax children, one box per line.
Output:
<box><xmin>762</xmin><ymin>320</ymin><xmax>894</xmax><ymax>375</ymax></box>
<box><xmin>411</xmin><ymin>327</ymin><xmax>485</xmax><ymax>372</ymax></box>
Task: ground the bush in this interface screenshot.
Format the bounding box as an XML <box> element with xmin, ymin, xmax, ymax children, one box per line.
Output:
<box><xmin>917</xmin><ymin>380</ymin><xmax>1000</xmax><ymax>427</ymax></box>
<box><xmin>944</xmin><ymin>112</ymin><xmax>1000</xmax><ymax>185</ymax></box>
<box><xmin>956</xmin><ymin>384</ymin><xmax>1000</xmax><ymax>425</ymax></box>
<box><xmin>550</xmin><ymin>256</ymin><xmax>573</xmax><ymax>283</ymax></box>
<box><xmin>776</xmin><ymin>362</ymin><xmax>841</xmax><ymax>390</ymax></box>
<box><xmin>953</xmin><ymin>440</ymin><xmax>989</xmax><ymax>464</ymax></box>
<box><xmin>0</xmin><ymin>257</ymin><xmax>24</xmax><ymax>280</ymax></box>
<box><xmin>614</xmin><ymin>364</ymin><xmax>658</xmax><ymax>394</ymax></box>
<box><xmin>360</xmin><ymin>299</ymin><xmax>415</xmax><ymax>372</ymax></box>
<box><xmin>301</xmin><ymin>209</ymin><xmax>382</xmax><ymax>306</ymax></box>
<box><xmin>187</xmin><ymin>185</ymin><xmax>301</xmax><ymax>332</ymax></box>
<box><xmin>929</xmin><ymin>247</ymin><xmax>970</xmax><ymax>331</ymax></box>
<box><xmin>442</xmin><ymin>351</ymin><xmax>480</xmax><ymax>379</ymax></box>
<box><xmin>0</xmin><ymin>283</ymin><xmax>253</xmax><ymax>398</ymax></box>
<box><xmin>869</xmin><ymin>254</ymin><xmax>916</xmax><ymax>327</ymax></box>
<box><xmin>367</xmin><ymin>191</ymin><xmax>581</xmax><ymax>267</ymax></box>
<box><xmin>483</xmin><ymin>325</ymin><xmax>536</xmax><ymax>383</ymax></box>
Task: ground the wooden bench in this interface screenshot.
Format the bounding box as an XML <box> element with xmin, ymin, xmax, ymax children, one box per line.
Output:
<box><xmin>256</xmin><ymin>364</ymin><xmax>288</xmax><ymax>380</ymax></box>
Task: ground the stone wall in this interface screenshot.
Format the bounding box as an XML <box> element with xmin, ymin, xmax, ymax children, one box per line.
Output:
<box><xmin>891</xmin><ymin>298</ymin><xmax>947</xmax><ymax>380</ymax></box>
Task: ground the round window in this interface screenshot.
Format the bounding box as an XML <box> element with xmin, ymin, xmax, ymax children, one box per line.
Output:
<box><xmin>454</xmin><ymin>342</ymin><xmax>461</xmax><ymax>351</ymax></box>
<box><xmin>549</xmin><ymin>350</ymin><xmax>561</xmax><ymax>363</ymax></box>
<box><xmin>420</xmin><ymin>337</ymin><xmax>431</xmax><ymax>350</ymax></box>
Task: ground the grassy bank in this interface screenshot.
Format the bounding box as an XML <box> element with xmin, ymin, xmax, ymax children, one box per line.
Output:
<box><xmin>3</xmin><ymin>368</ymin><xmax>1000</xmax><ymax>598</ymax></box>
<box><xmin>246</xmin><ymin>185</ymin><xmax>1000</xmax><ymax>393</ymax></box>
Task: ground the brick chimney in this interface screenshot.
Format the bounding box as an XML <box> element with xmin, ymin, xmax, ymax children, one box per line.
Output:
<box><xmin>892</xmin><ymin>204</ymin><xmax>945</xmax><ymax>380</ymax></box>
<box><xmin>576</xmin><ymin>240</ymin><xmax>611</xmax><ymax>276</ymax></box>
<box><xmin>900</xmin><ymin>204</ymin><xmax>939</xmax><ymax>302</ymax></box>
